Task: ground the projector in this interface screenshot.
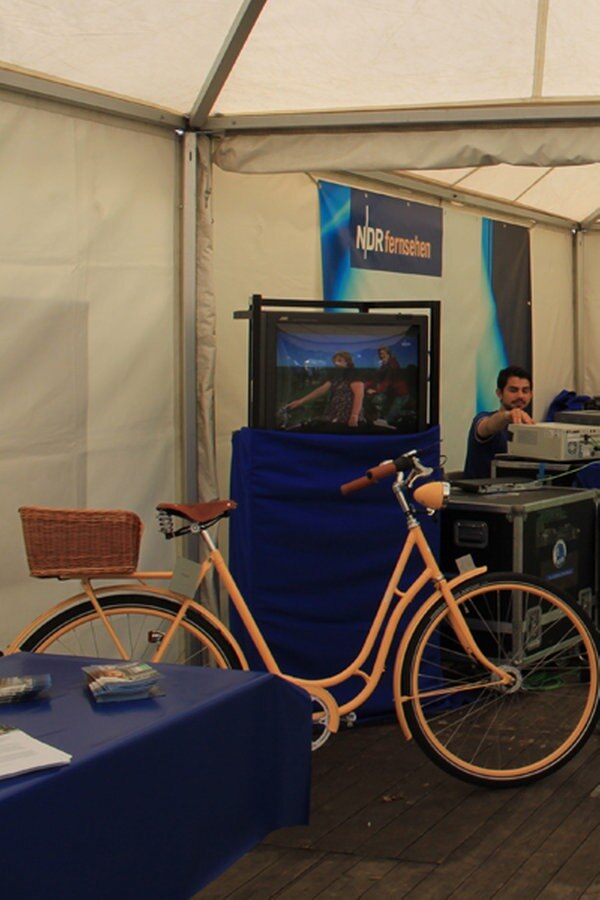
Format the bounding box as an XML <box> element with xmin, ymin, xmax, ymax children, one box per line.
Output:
<box><xmin>507</xmin><ymin>422</ymin><xmax>600</xmax><ymax>461</ymax></box>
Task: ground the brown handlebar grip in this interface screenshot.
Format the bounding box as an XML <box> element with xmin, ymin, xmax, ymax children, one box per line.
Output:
<box><xmin>340</xmin><ymin>475</ymin><xmax>374</xmax><ymax>495</ymax></box>
<box><xmin>340</xmin><ymin>460</ymin><xmax>398</xmax><ymax>495</ymax></box>
<box><xmin>366</xmin><ymin>461</ymin><xmax>398</xmax><ymax>482</ymax></box>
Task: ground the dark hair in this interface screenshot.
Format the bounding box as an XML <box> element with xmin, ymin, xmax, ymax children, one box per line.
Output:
<box><xmin>331</xmin><ymin>351</ymin><xmax>355</xmax><ymax>368</ymax></box>
<box><xmin>497</xmin><ymin>365</ymin><xmax>532</xmax><ymax>391</ymax></box>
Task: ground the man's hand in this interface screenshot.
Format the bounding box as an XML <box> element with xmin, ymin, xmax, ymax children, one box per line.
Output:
<box><xmin>506</xmin><ymin>408</ymin><xmax>535</xmax><ymax>426</ymax></box>
<box><xmin>477</xmin><ymin>407</ymin><xmax>535</xmax><ymax>439</ymax></box>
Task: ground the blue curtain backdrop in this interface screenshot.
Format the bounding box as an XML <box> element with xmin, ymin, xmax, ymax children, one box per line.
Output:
<box><xmin>229</xmin><ymin>426</ymin><xmax>441</xmax><ymax>718</ymax></box>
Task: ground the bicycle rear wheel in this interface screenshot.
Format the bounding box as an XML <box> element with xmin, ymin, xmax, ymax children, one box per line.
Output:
<box><xmin>13</xmin><ymin>592</ymin><xmax>242</xmax><ymax>668</ymax></box>
<box><xmin>401</xmin><ymin>574</ymin><xmax>600</xmax><ymax>787</ymax></box>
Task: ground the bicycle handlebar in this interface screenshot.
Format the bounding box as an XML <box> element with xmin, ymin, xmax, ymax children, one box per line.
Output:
<box><xmin>340</xmin><ymin>454</ymin><xmax>418</xmax><ymax>495</ymax></box>
<box><xmin>340</xmin><ymin>462</ymin><xmax>396</xmax><ymax>494</ymax></box>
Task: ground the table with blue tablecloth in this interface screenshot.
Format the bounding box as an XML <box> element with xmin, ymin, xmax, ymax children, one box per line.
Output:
<box><xmin>0</xmin><ymin>652</ymin><xmax>311</xmax><ymax>900</ymax></box>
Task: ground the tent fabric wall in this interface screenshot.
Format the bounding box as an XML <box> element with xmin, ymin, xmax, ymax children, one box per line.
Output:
<box><xmin>582</xmin><ymin>232</ymin><xmax>600</xmax><ymax>398</ymax></box>
<box><xmin>212</xmin><ymin>126</ymin><xmax>600</xmax><ymax>176</ymax></box>
<box><xmin>531</xmin><ymin>226</ymin><xmax>577</xmax><ymax>412</ymax></box>
<box><xmin>212</xmin><ymin>167</ymin><xmax>323</xmax><ymax>496</ymax></box>
<box><xmin>0</xmin><ymin>92</ymin><xmax>180</xmax><ymax>646</ymax></box>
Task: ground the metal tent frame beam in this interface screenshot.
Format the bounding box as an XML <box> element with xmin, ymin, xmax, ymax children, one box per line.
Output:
<box><xmin>0</xmin><ymin>65</ymin><xmax>185</xmax><ymax>129</ymax></box>
<box><xmin>188</xmin><ymin>0</ymin><xmax>269</xmax><ymax>131</ymax></box>
<box><xmin>204</xmin><ymin>100</ymin><xmax>600</xmax><ymax>135</ymax></box>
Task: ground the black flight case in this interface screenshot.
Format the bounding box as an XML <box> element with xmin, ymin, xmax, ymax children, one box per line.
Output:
<box><xmin>440</xmin><ymin>485</ymin><xmax>598</xmax><ymax>627</ymax></box>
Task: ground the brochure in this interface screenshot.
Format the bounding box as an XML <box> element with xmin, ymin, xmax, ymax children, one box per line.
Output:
<box><xmin>82</xmin><ymin>662</ymin><xmax>163</xmax><ymax>703</ymax></box>
<box><xmin>0</xmin><ymin>673</ymin><xmax>52</xmax><ymax>704</ymax></box>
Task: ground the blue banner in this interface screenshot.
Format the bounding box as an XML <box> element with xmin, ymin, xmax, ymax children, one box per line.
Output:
<box><xmin>350</xmin><ymin>189</ymin><xmax>442</xmax><ymax>276</ymax></box>
<box><xmin>476</xmin><ymin>218</ymin><xmax>532</xmax><ymax>411</ymax></box>
<box><xmin>319</xmin><ymin>180</ymin><xmax>442</xmax><ymax>299</ymax></box>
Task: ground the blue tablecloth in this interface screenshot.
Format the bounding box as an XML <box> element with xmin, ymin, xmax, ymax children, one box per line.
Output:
<box><xmin>0</xmin><ymin>653</ymin><xmax>312</xmax><ymax>899</ymax></box>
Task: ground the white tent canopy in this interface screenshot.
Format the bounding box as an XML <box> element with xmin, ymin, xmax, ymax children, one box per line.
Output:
<box><xmin>3</xmin><ymin>0</ymin><xmax>600</xmax><ymax>225</ymax></box>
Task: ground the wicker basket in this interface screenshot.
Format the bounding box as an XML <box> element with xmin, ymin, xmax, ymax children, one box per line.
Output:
<box><xmin>19</xmin><ymin>506</ymin><xmax>143</xmax><ymax>577</ymax></box>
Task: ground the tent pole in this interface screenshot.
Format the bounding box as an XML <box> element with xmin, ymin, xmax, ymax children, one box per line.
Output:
<box><xmin>573</xmin><ymin>228</ymin><xmax>585</xmax><ymax>394</ymax></box>
<box><xmin>181</xmin><ymin>132</ymin><xmax>199</xmax><ymax>510</ymax></box>
<box><xmin>180</xmin><ymin>132</ymin><xmax>221</xmax><ymax>620</ymax></box>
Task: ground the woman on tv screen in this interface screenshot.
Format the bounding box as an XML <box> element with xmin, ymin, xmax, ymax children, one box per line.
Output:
<box><xmin>285</xmin><ymin>351</ymin><xmax>365</xmax><ymax>428</ymax></box>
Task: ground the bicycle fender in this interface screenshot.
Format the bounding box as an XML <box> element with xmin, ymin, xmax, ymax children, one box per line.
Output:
<box><xmin>121</xmin><ymin>584</ymin><xmax>251</xmax><ymax>670</ymax></box>
<box><xmin>7</xmin><ymin>583</ymin><xmax>250</xmax><ymax>670</ymax></box>
<box><xmin>183</xmin><ymin>601</ymin><xmax>250</xmax><ymax>669</ymax></box>
<box><xmin>122</xmin><ymin>585</ymin><xmax>252</xmax><ymax>670</ymax></box>
<box><xmin>285</xmin><ymin>680</ymin><xmax>341</xmax><ymax>735</ymax></box>
<box><xmin>444</xmin><ymin>565</ymin><xmax>488</xmax><ymax>592</ymax></box>
<box><xmin>392</xmin><ymin>565</ymin><xmax>487</xmax><ymax>739</ymax></box>
<box><xmin>310</xmin><ymin>685</ymin><xmax>340</xmax><ymax>733</ymax></box>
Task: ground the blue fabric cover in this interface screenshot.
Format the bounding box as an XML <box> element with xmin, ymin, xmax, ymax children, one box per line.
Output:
<box><xmin>229</xmin><ymin>426</ymin><xmax>441</xmax><ymax>717</ymax></box>
<box><xmin>0</xmin><ymin>652</ymin><xmax>311</xmax><ymax>899</ymax></box>
<box><xmin>574</xmin><ymin>461</ymin><xmax>600</xmax><ymax>488</ymax></box>
<box><xmin>545</xmin><ymin>389</ymin><xmax>591</xmax><ymax>421</ymax></box>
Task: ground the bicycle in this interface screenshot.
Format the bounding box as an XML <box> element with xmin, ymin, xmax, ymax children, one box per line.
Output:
<box><xmin>10</xmin><ymin>451</ymin><xmax>600</xmax><ymax>787</ymax></box>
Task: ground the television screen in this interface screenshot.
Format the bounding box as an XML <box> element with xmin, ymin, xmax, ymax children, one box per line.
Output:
<box><xmin>252</xmin><ymin>310</ymin><xmax>432</xmax><ymax>434</ymax></box>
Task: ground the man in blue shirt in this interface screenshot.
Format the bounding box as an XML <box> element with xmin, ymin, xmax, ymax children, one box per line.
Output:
<box><xmin>464</xmin><ymin>366</ymin><xmax>534</xmax><ymax>478</ymax></box>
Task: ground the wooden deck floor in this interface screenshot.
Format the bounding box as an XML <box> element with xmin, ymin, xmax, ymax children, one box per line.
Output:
<box><xmin>194</xmin><ymin>718</ymin><xmax>600</xmax><ymax>899</ymax></box>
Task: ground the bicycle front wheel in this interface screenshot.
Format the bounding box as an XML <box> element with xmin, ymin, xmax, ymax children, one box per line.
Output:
<box><xmin>401</xmin><ymin>574</ymin><xmax>600</xmax><ymax>787</ymax></box>
<box><xmin>13</xmin><ymin>592</ymin><xmax>242</xmax><ymax>669</ymax></box>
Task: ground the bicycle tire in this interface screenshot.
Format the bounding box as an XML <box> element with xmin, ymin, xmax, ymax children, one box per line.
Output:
<box><xmin>400</xmin><ymin>573</ymin><xmax>600</xmax><ymax>787</ymax></box>
<box><xmin>14</xmin><ymin>592</ymin><xmax>242</xmax><ymax>669</ymax></box>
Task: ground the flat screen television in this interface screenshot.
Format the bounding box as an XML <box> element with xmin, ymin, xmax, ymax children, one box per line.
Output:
<box><xmin>247</xmin><ymin>302</ymin><xmax>438</xmax><ymax>435</ymax></box>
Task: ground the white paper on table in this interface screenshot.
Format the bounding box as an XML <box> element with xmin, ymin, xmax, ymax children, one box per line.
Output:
<box><xmin>0</xmin><ymin>725</ymin><xmax>71</xmax><ymax>779</ymax></box>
